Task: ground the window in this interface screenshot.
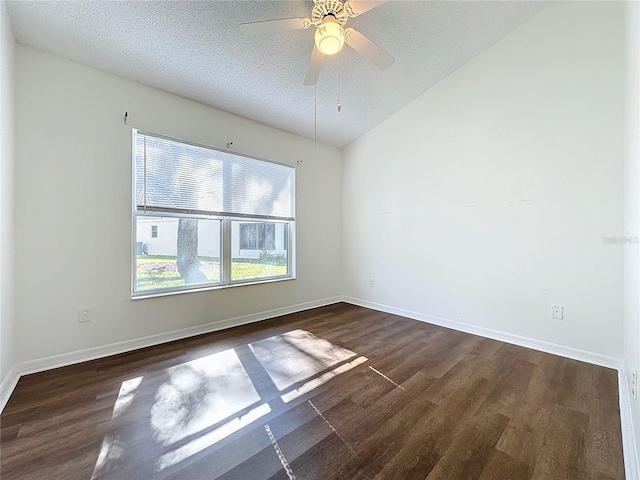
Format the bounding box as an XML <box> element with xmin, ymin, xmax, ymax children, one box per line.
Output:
<box><xmin>132</xmin><ymin>130</ymin><xmax>295</xmax><ymax>297</ymax></box>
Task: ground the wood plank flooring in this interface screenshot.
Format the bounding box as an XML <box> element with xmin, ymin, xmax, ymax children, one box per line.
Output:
<box><xmin>0</xmin><ymin>303</ymin><xmax>625</xmax><ymax>479</ymax></box>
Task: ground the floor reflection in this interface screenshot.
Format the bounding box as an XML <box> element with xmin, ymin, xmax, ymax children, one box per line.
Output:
<box><xmin>91</xmin><ymin>329</ymin><xmax>366</xmax><ymax>479</ymax></box>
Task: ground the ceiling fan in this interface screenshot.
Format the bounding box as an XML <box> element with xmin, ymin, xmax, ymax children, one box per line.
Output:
<box><xmin>240</xmin><ymin>0</ymin><xmax>395</xmax><ymax>86</ymax></box>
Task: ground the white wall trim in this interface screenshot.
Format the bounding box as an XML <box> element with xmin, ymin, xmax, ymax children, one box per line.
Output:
<box><xmin>0</xmin><ymin>296</ymin><xmax>341</xmax><ymax>413</ymax></box>
<box><xmin>341</xmin><ymin>296</ymin><xmax>621</xmax><ymax>369</ymax></box>
<box><xmin>619</xmin><ymin>366</ymin><xmax>640</xmax><ymax>480</ymax></box>
<box><xmin>0</xmin><ymin>365</ymin><xmax>20</xmax><ymax>413</ymax></box>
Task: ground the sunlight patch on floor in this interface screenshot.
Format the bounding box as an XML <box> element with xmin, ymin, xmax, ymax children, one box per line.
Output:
<box><xmin>156</xmin><ymin>403</ymin><xmax>272</xmax><ymax>472</ymax></box>
<box><xmin>90</xmin><ymin>436</ymin><xmax>124</xmax><ymax>480</ymax></box>
<box><xmin>250</xmin><ymin>329</ymin><xmax>358</xmax><ymax>391</ymax></box>
<box><xmin>91</xmin><ymin>329</ymin><xmax>368</xmax><ymax>477</ymax></box>
<box><xmin>281</xmin><ymin>356</ymin><xmax>368</xmax><ymax>403</ymax></box>
<box><xmin>112</xmin><ymin>376</ymin><xmax>144</xmax><ymax>418</ymax></box>
<box><xmin>150</xmin><ymin>348</ymin><xmax>260</xmax><ymax>447</ymax></box>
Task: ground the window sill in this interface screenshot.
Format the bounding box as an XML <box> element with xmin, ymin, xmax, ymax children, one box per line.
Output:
<box><xmin>131</xmin><ymin>275</ymin><xmax>296</xmax><ymax>300</ymax></box>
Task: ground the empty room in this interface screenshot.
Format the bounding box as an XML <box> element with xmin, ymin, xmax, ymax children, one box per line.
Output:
<box><xmin>1</xmin><ymin>0</ymin><xmax>639</xmax><ymax>479</ymax></box>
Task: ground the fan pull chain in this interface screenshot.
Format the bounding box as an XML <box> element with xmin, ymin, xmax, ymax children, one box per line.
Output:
<box><xmin>314</xmin><ymin>48</ymin><xmax>317</xmax><ymax>148</ymax></box>
<box><xmin>337</xmin><ymin>56</ymin><xmax>342</xmax><ymax>113</ymax></box>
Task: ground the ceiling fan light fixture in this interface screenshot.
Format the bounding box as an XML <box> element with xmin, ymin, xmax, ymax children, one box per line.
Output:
<box><xmin>314</xmin><ymin>15</ymin><xmax>345</xmax><ymax>56</ymax></box>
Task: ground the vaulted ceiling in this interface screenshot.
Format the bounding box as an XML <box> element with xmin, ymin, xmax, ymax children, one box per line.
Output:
<box><xmin>6</xmin><ymin>1</ymin><xmax>547</xmax><ymax>148</ymax></box>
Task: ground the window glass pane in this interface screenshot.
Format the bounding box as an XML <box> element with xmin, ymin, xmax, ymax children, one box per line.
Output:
<box><xmin>232</xmin><ymin>221</ymin><xmax>288</xmax><ymax>282</ymax></box>
<box><xmin>135</xmin><ymin>216</ymin><xmax>221</xmax><ymax>292</ymax></box>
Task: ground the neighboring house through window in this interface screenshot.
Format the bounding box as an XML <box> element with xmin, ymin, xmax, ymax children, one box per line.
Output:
<box><xmin>240</xmin><ymin>223</ymin><xmax>275</xmax><ymax>250</ymax></box>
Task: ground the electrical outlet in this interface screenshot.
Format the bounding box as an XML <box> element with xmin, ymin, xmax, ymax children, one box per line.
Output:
<box><xmin>369</xmin><ymin>278</ymin><xmax>374</xmax><ymax>287</ymax></box>
<box><xmin>551</xmin><ymin>305</ymin><xmax>563</xmax><ymax>319</ymax></box>
<box><xmin>78</xmin><ymin>308</ymin><xmax>90</xmax><ymax>323</ymax></box>
<box><xmin>633</xmin><ymin>369</ymin><xmax>638</xmax><ymax>400</ymax></box>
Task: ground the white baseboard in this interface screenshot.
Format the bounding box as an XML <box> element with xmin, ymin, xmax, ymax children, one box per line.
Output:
<box><xmin>0</xmin><ymin>296</ymin><xmax>341</xmax><ymax>413</ymax></box>
<box><xmin>341</xmin><ymin>297</ymin><xmax>621</xmax><ymax>370</ymax></box>
<box><xmin>619</xmin><ymin>367</ymin><xmax>640</xmax><ymax>480</ymax></box>
<box><xmin>0</xmin><ymin>365</ymin><xmax>20</xmax><ymax>413</ymax></box>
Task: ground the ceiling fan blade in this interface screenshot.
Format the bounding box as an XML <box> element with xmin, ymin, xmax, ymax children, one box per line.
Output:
<box><xmin>303</xmin><ymin>46</ymin><xmax>325</xmax><ymax>86</ymax></box>
<box><xmin>344</xmin><ymin>0</ymin><xmax>386</xmax><ymax>16</ymax></box>
<box><xmin>345</xmin><ymin>28</ymin><xmax>394</xmax><ymax>70</ymax></box>
<box><xmin>240</xmin><ymin>17</ymin><xmax>310</xmax><ymax>36</ymax></box>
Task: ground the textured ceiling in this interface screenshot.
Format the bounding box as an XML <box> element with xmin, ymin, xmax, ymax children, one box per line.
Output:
<box><xmin>6</xmin><ymin>1</ymin><xmax>547</xmax><ymax>148</ymax></box>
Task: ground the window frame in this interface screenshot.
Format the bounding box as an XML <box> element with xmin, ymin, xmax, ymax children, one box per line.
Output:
<box><xmin>131</xmin><ymin>130</ymin><xmax>296</xmax><ymax>299</ymax></box>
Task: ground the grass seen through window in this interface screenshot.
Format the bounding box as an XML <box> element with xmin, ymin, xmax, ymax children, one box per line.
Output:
<box><xmin>136</xmin><ymin>255</ymin><xmax>287</xmax><ymax>291</ymax></box>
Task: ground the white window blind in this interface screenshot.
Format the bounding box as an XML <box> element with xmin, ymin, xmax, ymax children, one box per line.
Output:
<box><xmin>134</xmin><ymin>131</ymin><xmax>295</xmax><ymax>221</ymax></box>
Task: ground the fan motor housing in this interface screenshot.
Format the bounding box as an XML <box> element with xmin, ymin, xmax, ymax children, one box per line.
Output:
<box><xmin>312</xmin><ymin>0</ymin><xmax>348</xmax><ymax>25</ymax></box>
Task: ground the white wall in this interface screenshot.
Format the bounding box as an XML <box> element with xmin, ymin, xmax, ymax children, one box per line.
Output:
<box><xmin>342</xmin><ymin>2</ymin><xmax>624</xmax><ymax>359</ymax></box>
<box><xmin>0</xmin><ymin>0</ymin><xmax>16</xmax><ymax>386</ymax></box>
<box><xmin>14</xmin><ymin>46</ymin><xmax>342</xmax><ymax>362</ymax></box>
<box><xmin>624</xmin><ymin>0</ymin><xmax>640</xmax><ymax>471</ymax></box>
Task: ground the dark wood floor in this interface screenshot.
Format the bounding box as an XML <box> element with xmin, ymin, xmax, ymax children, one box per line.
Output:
<box><xmin>0</xmin><ymin>303</ymin><xmax>625</xmax><ymax>480</ymax></box>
